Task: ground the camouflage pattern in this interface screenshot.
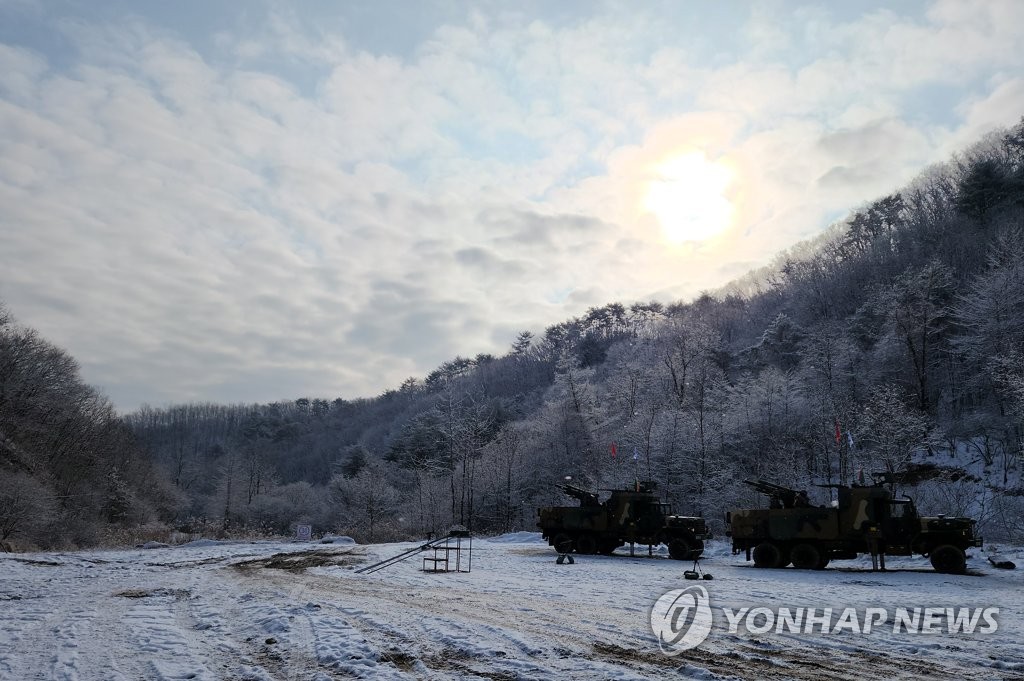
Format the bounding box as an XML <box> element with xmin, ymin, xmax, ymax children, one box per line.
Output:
<box><xmin>538</xmin><ymin>482</ymin><xmax>709</xmax><ymax>559</ymax></box>
<box><xmin>728</xmin><ymin>479</ymin><xmax>982</xmax><ymax>574</ymax></box>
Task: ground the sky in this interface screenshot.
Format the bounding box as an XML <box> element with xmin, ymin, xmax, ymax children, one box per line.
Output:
<box><xmin>1</xmin><ymin>0</ymin><xmax>1023</xmax><ymax>411</ymax></box>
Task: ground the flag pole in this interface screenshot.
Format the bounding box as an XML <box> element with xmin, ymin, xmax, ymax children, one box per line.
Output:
<box><xmin>632</xmin><ymin>447</ymin><xmax>639</xmax><ymax>491</ymax></box>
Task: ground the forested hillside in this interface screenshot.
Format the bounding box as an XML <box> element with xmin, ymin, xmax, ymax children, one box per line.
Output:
<box><xmin>0</xmin><ymin>305</ymin><xmax>178</xmax><ymax>548</ymax></box>
<box><xmin>3</xmin><ymin>119</ymin><xmax>1024</xmax><ymax>549</ymax></box>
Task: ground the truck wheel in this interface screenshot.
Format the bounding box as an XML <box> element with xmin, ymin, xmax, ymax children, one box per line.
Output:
<box><xmin>930</xmin><ymin>544</ymin><xmax>966</xmax><ymax>574</ymax></box>
<box><xmin>790</xmin><ymin>543</ymin><xmax>821</xmax><ymax>570</ymax></box>
<box><xmin>575</xmin><ymin>534</ymin><xmax>599</xmax><ymax>555</ymax></box>
<box><xmin>552</xmin><ymin>533</ymin><xmax>573</xmax><ymax>553</ymax></box>
<box><xmin>599</xmin><ymin>540</ymin><xmax>621</xmax><ymax>555</ymax></box>
<box><xmin>752</xmin><ymin>542</ymin><xmax>784</xmax><ymax>568</ymax></box>
<box><xmin>816</xmin><ymin>556</ymin><xmax>830</xmax><ymax>570</ymax></box>
<box><xmin>669</xmin><ymin>537</ymin><xmax>703</xmax><ymax>560</ymax></box>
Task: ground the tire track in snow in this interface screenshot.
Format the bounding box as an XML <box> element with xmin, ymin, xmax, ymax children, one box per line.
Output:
<box><xmin>238</xmin><ymin>569</ymin><xmax>663</xmax><ymax>680</ymax></box>
<box><xmin>50</xmin><ymin>608</ymin><xmax>97</xmax><ymax>681</ymax></box>
<box><xmin>0</xmin><ymin>600</ymin><xmax>62</xmax><ymax>680</ymax></box>
<box><xmin>122</xmin><ymin>590</ymin><xmax>219</xmax><ymax>681</ymax></box>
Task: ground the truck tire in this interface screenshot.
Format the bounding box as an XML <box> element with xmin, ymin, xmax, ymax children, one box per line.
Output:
<box><xmin>668</xmin><ymin>537</ymin><xmax>703</xmax><ymax>560</ymax></box>
<box><xmin>668</xmin><ymin>538</ymin><xmax>690</xmax><ymax>560</ymax></box>
<box><xmin>790</xmin><ymin>543</ymin><xmax>821</xmax><ymax>570</ymax></box>
<box><xmin>930</xmin><ymin>544</ymin><xmax>966</xmax><ymax>574</ymax></box>
<box><xmin>752</xmin><ymin>542</ymin><xmax>784</xmax><ymax>568</ymax></box>
<box><xmin>599</xmin><ymin>539</ymin><xmax>621</xmax><ymax>555</ymax></box>
<box><xmin>552</xmin><ymin>533</ymin><xmax>573</xmax><ymax>553</ymax></box>
<box><xmin>575</xmin><ymin>534</ymin><xmax>599</xmax><ymax>555</ymax></box>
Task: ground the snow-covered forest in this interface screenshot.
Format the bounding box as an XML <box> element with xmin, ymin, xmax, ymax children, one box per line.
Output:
<box><xmin>3</xmin><ymin>119</ymin><xmax>1024</xmax><ymax>550</ymax></box>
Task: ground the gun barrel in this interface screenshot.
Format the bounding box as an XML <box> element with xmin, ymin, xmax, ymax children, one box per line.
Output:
<box><xmin>744</xmin><ymin>479</ymin><xmax>804</xmax><ymax>509</ymax></box>
<box><xmin>559</xmin><ymin>484</ymin><xmax>600</xmax><ymax>506</ymax></box>
<box><xmin>743</xmin><ymin>479</ymin><xmax>798</xmax><ymax>496</ymax></box>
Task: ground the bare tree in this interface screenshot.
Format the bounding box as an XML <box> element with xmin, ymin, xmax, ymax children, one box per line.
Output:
<box><xmin>331</xmin><ymin>462</ymin><xmax>401</xmax><ymax>542</ymax></box>
<box><xmin>0</xmin><ymin>472</ymin><xmax>55</xmax><ymax>545</ymax></box>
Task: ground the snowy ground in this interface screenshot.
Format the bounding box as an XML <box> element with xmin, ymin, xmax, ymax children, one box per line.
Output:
<box><xmin>1</xmin><ymin>534</ymin><xmax>1022</xmax><ymax>680</ymax></box>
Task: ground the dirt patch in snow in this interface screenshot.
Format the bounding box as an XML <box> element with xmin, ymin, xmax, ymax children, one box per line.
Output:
<box><xmin>5</xmin><ymin>557</ymin><xmax>63</xmax><ymax>566</ymax></box>
<box><xmin>591</xmin><ymin>642</ymin><xmax>679</xmax><ymax>668</ymax></box>
<box><xmin>593</xmin><ymin>638</ymin><xmax>984</xmax><ymax>680</ymax></box>
<box><xmin>379</xmin><ymin>647</ymin><xmax>418</xmax><ymax>672</ymax></box>
<box><xmin>230</xmin><ymin>548</ymin><xmax>364</xmax><ymax>572</ymax></box>
<box><xmin>423</xmin><ymin>650</ymin><xmax>520</xmax><ymax>680</ymax></box>
<box><xmin>144</xmin><ymin>554</ymin><xmax>255</xmax><ymax>568</ymax></box>
<box><xmin>113</xmin><ymin>587</ymin><xmax>192</xmax><ymax>600</ymax></box>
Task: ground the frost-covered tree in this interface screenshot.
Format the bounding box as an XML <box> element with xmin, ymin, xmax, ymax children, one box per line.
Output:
<box><xmin>874</xmin><ymin>261</ymin><xmax>954</xmax><ymax>412</ymax></box>
<box><xmin>0</xmin><ymin>472</ymin><xmax>55</xmax><ymax>545</ymax></box>
<box><xmin>852</xmin><ymin>385</ymin><xmax>930</xmax><ymax>482</ymax></box>
<box><xmin>331</xmin><ymin>462</ymin><xmax>402</xmax><ymax>542</ymax></box>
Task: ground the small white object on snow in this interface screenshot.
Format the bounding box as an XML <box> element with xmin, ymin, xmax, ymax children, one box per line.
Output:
<box><xmin>319</xmin><ymin>535</ymin><xmax>356</xmax><ymax>545</ymax></box>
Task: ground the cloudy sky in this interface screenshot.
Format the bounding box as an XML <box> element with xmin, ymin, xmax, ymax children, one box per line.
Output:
<box><xmin>1</xmin><ymin>0</ymin><xmax>1022</xmax><ymax>411</ymax></box>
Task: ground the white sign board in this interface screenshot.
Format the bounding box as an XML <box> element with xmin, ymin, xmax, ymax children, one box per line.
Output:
<box><xmin>296</xmin><ymin>524</ymin><xmax>312</xmax><ymax>541</ymax></box>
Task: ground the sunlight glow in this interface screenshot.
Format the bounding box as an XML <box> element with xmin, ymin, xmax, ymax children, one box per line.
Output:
<box><xmin>643</xmin><ymin>152</ymin><xmax>735</xmax><ymax>243</ymax></box>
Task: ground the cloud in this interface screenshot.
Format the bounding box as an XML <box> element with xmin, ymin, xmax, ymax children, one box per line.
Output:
<box><xmin>1</xmin><ymin>1</ymin><xmax>1023</xmax><ymax>410</ymax></box>
<box><xmin>949</xmin><ymin>78</ymin><xmax>1024</xmax><ymax>153</ymax></box>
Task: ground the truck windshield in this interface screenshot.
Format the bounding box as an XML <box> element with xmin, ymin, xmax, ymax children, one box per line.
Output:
<box><xmin>890</xmin><ymin>502</ymin><xmax>911</xmax><ymax>518</ymax></box>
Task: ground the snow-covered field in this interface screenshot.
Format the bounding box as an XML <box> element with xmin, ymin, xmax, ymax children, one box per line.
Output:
<box><xmin>1</xmin><ymin>534</ymin><xmax>1022</xmax><ymax>680</ymax></box>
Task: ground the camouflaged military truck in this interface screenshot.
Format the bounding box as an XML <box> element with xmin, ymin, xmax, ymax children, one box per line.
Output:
<box><xmin>728</xmin><ymin>479</ymin><xmax>982</xmax><ymax>574</ymax></box>
<box><xmin>538</xmin><ymin>481</ymin><xmax>709</xmax><ymax>559</ymax></box>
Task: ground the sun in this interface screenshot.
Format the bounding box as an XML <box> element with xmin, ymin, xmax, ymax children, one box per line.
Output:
<box><xmin>643</xmin><ymin>152</ymin><xmax>735</xmax><ymax>243</ymax></box>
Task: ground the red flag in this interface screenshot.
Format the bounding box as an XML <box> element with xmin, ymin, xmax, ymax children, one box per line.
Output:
<box><xmin>610</xmin><ymin>442</ymin><xmax>618</xmax><ymax>458</ymax></box>
<box><xmin>834</xmin><ymin>420</ymin><xmax>841</xmax><ymax>444</ymax></box>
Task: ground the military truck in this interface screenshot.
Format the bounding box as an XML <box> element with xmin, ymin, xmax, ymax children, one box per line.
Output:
<box><xmin>728</xmin><ymin>478</ymin><xmax>982</xmax><ymax>574</ymax></box>
<box><xmin>537</xmin><ymin>481</ymin><xmax>709</xmax><ymax>559</ymax></box>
